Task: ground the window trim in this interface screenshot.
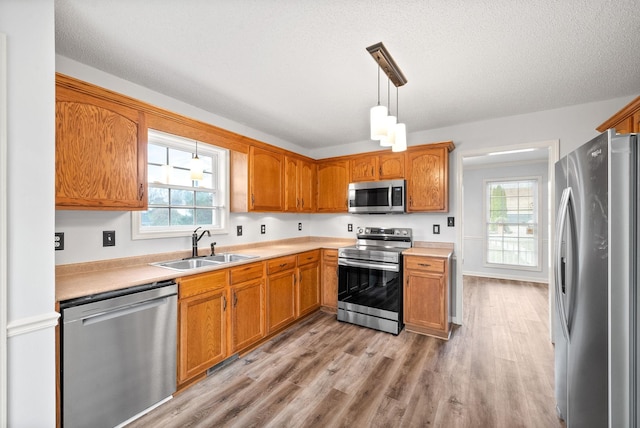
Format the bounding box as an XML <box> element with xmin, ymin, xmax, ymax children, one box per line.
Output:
<box><xmin>483</xmin><ymin>175</ymin><xmax>542</xmax><ymax>272</ymax></box>
<box><xmin>131</xmin><ymin>129</ymin><xmax>229</xmax><ymax>240</ymax></box>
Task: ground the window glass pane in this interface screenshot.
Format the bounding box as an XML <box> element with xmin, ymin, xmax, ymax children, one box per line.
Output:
<box><xmin>141</xmin><ymin>208</ymin><xmax>169</xmax><ymax>227</ymax></box>
<box><xmin>169</xmin><ymin>148</ymin><xmax>192</xmax><ymax>170</ymax></box>
<box><xmin>171</xmin><ymin>189</ymin><xmax>194</xmax><ymax>206</ymax></box>
<box><xmin>170</xmin><ymin>208</ymin><xmax>194</xmax><ymax>226</ymax></box>
<box><xmin>171</xmin><ymin>167</ymin><xmax>193</xmax><ymax>187</ymax></box>
<box><xmin>148</xmin><ymin>144</ymin><xmax>167</xmax><ymax>165</ymax></box>
<box><xmin>196</xmin><ymin>208</ymin><xmax>214</xmax><ymax>225</ymax></box>
<box><xmin>195</xmin><ymin>191</ymin><xmax>214</xmax><ymax>207</ymax></box>
<box><xmin>148</xmin><ymin>187</ymin><xmax>169</xmax><ymax>205</ymax></box>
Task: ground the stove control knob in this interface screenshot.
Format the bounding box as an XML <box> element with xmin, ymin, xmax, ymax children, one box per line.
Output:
<box><xmin>364</xmin><ymin>228</ymin><xmax>370</xmax><ymax>234</ymax></box>
<box><xmin>402</xmin><ymin>230</ymin><xmax>408</xmax><ymax>235</ymax></box>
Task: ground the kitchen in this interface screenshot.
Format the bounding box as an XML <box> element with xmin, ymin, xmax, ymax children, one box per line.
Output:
<box><xmin>2</xmin><ymin>1</ymin><xmax>640</xmax><ymax>427</ymax></box>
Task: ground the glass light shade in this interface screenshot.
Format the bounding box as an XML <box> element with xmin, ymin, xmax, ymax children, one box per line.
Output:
<box><xmin>370</xmin><ymin>105</ymin><xmax>388</xmax><ymax>140</ymax></box>
<box><xmin>391</xmin><ymin>123</ymin><xmax>407</xmax><ymax>152</ymax></box>
<box><xmin>380</xmin><ymin>115</ymin><xmax>397</xmax><ymax>147</ymax></box>
<box><xmin>161</xmin><ymin>164</ymin><xmax>173</xmax><ymax>184</ymax></box>
<box><xmin>190</xmin><ymin>156</ymin><xmax>204</xmax><ymax>180</ymax></box>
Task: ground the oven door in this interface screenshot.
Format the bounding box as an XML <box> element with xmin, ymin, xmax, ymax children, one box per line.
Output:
<box><xmin>337</xmin><ymin>258</ymin><xmax>402</xmax><ymax>321</ymax></box>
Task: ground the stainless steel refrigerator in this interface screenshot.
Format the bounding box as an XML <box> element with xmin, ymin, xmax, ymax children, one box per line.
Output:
<box><xmin>554</xmin><ymin>129</ymin><xmax>638</xmax><ymax>427</ymax></box>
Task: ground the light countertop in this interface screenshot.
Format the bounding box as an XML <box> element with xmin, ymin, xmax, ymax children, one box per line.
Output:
<box><xmin>56</xmin><ymin>237</ymin><xmax>454</xmax><ymax>303</ymax></box>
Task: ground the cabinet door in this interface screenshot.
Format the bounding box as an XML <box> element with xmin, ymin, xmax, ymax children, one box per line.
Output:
<box><xmin>55</xmin><ymin>86</ymin><xmax>147</xmax><ymax>210</ymax></box>
<box><xmin>250</xmin><ymin>146</ymin><xmax>284</xmax><ymax>211</ymax></box>
<box><xmin>350</xmin><ymin>155</ymin><xmax>378</xmax><ymax>182</ymax></box>
<box><xmin>231</xmin><ymin>279</ymin><xmax>265</xmax><ymax>353</ymax></box>
<box><xmin>406</xmin><ymin>147</ymin><xmax>449</xmax><ymax>212</ymax></box>
<box><xmin>178</xmin><ymin>288</ymin><xmax>227</xmax><ymax>384</ymax></box>
<box><xmin>299</xmin><ymin>159</ymin><xmax>316</xmax><ymax>212</ymax></box>
<box><xmin>267</xmin><ymin>270</ymin><xmax>296</xmax><ymax>333</ymax></box>
<box><xmin>317</xmin><ymin>160</ymin><xmax>349</xmax><ymax>212</ymax></box>
<box><xmin>634</xmin><ymin>111</ymin><xmax>640</xmax><ymax>133</ymax></box>
<box><xmin>378</xmin><ymin>152</ymin><xmax>405</xmax><ymax>180</ymax></box>
<box><xmin>321</xmin><ymin>250</ymin><xmax>339</xmax><ymax>310</ymax></box>
<box><xmin>405</xmin><ymin>270</ymin><xmax>447</xmax><ymax>332</ymax></box>
<box><xmin>298</xmin><ymin>262</ymin><xmax>320</xmax><ymax>317</ymax></box>
<box><xmin>284</xmin><ymin>156</ymin><xmax>299</xmax><ymax>212</ymax></box>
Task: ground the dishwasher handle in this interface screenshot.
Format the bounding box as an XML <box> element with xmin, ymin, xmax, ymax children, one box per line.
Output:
<box><xmin>82</xmin><ymin>296</ymin><xmax>173</xmax><ymax>326</ymax></box>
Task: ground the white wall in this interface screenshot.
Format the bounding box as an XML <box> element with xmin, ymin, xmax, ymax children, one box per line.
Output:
<box><xmin>1</xmin><ymin>0</ymin><xmax>57</xmax><ymax>426</ymax></box>
<box><xmin>463</xmin><ymin>161</ymin><xmax>549</xmax><ymax>282</ymax></box>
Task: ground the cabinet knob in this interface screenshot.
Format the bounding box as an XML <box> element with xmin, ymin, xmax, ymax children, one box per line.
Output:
<box><xmin>223</xmin><ymin>295</ymin><xmax>227</xmax><ymax>310</ymax></box>
<box><xmin>138</xmin><ymin>183</ymin><xmax>144</xmax><ymax>200</ymax></box>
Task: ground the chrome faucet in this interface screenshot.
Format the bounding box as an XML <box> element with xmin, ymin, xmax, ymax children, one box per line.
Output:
<box><xmin>191</xmin><ymin>227</ymin><xmax>210</xmax><ymax>258</ymax></box>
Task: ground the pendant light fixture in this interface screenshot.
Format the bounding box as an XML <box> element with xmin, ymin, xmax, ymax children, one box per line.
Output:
<box><xmin>392</xmin><ymin>86</ymin><xmax>407</xmax><ymax>152</ymax></box>
<box><xmin>366</xmin><ymin>42</ymin><xmax>407</xmax><ymax>151</ymax></box>
<box><xmin>380</xmin><ymin>79</ymin><xmax>397</xmax><ymax>147</ymax></box>
<box><xmin>190</xmin><ymin>140</ymin><xmax>203</xmax><ymax>181</ymax></box>
<box><xmin>370</xmin><ymin>63</ymin><xmax>388</xmax><ymax>140</ymax></box>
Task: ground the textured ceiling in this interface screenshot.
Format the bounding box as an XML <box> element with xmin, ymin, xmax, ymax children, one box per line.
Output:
<box><xmin>55</xmin><ymin>0</ymin><xmax>640</xmax><ymax>150</ymax></box>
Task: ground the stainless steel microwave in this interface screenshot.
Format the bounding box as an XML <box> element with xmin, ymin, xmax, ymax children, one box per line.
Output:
<box><xmin>348</xmin><ymin>179</ymin><xmax>406</xmax><ymax>214</ymax></box>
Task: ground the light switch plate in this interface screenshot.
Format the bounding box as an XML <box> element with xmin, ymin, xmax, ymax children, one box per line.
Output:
<box><xmin>237</xmin><ymin>225</ymin><xmax>243</xmax><ymax>236</ymax></box>
<box><xmin>447</xmin><ymin>217</ymin><xmax>455</xmax><ymax>227</ymax></box>
<box><xmin>103</xmin><ymin>230</ymin><xmax>116</xmax><ymax>247</ymax></box>
<box><xmin>433</xmin><ymin>224</ymin><xmax>440</xmax><ymax>234</ymax></box>
<box><xmin>260</xmin><ymin>224</ymin><xmax>266</xmax><ymax>234</ymax></box>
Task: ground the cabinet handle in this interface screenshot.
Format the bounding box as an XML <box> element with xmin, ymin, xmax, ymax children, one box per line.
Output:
<box><xmin>371</xmin><ymin>166</ymin><xmax>374</xmax><ymax>175</ymax></box>
<box><xmin>297</xmin><ymin>197</ymin><xmax>300</xmax><ymax>208</ymax></box>
<box><xmin>138</xmin><ymin>183</ymin><xmax>144</xmax><ymax>200</ymax></box>
<box><xmin>379</xmin><ymin>167</ymin><xmax>382</xmax><ymax>176</ymax></box>
<box><xmin>409</xmin><ymin>195</ymin><xmax>413</xmax><ymax>207</ymax></box>
<box><xmin>301</xmin><ymin>198</ymin><xmax>305</xmax><ymax>208</ymax></box>
<box><xmin>418</xmin><ymin>263</ymin><xmax>431</xmax><ymax>267</ymax></box>
<box><xmin>223</xmin><ymin>295</ymin><xmax>227</xmax><ymax>311</ymax></box>
<box><xmin>280</xmin><ymin>263</ymin><xmax>287</xmax><ymax>268</ymax></box>
<box><xmin>251</xmin><ymin>194</ymin><xmax>255</xmax><ymax>206</ymax></box>
<box><xmin>233</xmin><ymin>292</ymin><xmax>238</xmax><ymax>307</ymax></box>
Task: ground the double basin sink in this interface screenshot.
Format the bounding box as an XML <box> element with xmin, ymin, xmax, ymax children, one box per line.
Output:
<box><xmin>152</xmin><ymin>253</ymin><xmax>258</xmax><ymax>271</ymax></box>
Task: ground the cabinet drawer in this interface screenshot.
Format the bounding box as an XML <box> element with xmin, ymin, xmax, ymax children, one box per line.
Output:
<box><xmin>179</xmin><ymin>269</ymin><xmax>228</xmax><ymax>299</ymax></box>
<box><xmin>405</xmin><ymin>256</ymin><xmax>445</xmax><ymax>273</ymax></box>
<box><xmin>267</xmin><ymin>256</ymin><xmax>297</xmax><ymax>274</ymax></box>
<box><xmin>230</xmin><ymin>262</ymin><xmax>264</xmax><ymax>285</ymax></box>
<box><xmin>297</xmin><ymin>250</ymin><xmax>320</xmax><ymax>266</ymax></box>
<box><xmin>323</xmin><ymin>249</ymin><xmax>338</xmax><ymax>261</ymax></box>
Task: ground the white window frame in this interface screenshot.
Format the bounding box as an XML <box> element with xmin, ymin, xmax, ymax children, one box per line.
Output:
<box><xmin>483</xmin><ymin>176</ymin><xmax>542</xmax><ymax>271</ymax></box>
<box><xmin>132</xmin><ymin>129</ymin><xmax>229</xmax><ymax>240</ymax></box>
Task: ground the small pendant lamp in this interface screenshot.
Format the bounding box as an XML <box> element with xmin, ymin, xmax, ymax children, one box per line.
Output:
<box><xmin>190</xmin><ymin>140</ymin><xmax>204</xmax><ymax>180</ymax></box>
<box><xmin>370</xmin><ymin>62</ymin><xmax>388</xmax><ymax>140</ymax></box>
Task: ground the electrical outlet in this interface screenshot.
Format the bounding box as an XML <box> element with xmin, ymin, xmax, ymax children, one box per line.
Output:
<box><xmin>348</xmin><ymin>224</ymin><xmax>353</xmax><ymax>232</ymax></box>
<box><xmin>237</xmin><ymin>225</ymin><xmax>243</xmax><ymax>236</ymax></box>
<box><xmin>298</xmin><ymin>222</ymin><xmax>302</xmax><ymax>231</ymax></box>
<box><xmin>103</xmin><ymin>230</ymin><xmax>116</xmax><ymax>247</ymax></box>
<box><xmin>433</xmin><ymin>224</ymin><xmax>440</xmax><ymax>234</ymax></box>
<box><xmin>55</xmin><ymin>232</ymin><xmax>64</xmax><ymax>251</ymax></box>
<box><xmin>260</xmin><ymin>224</ymin><xmax>266</xmax><ymax>234</ymax></box>
<box><xmin>447</xmin><ymin>217</ymin><xmax>455</xmax><ymax>227</ymax></box>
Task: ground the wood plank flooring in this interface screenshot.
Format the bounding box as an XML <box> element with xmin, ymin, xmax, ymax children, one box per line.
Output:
<box><xmin>129</xmin><ymin>276</ymin><xmax>564</xmax><ymax>427</ymax></box>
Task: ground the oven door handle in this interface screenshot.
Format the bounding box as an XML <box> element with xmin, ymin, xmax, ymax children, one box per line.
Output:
<box><xmin>338</xmin><ymin>258</ymin><xmax>399</xmax><ymax>272</ymax></box>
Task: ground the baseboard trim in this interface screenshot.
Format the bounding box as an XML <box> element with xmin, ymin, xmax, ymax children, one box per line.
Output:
<box><xmin>7</xmin><ymin>312</ymin><xmax>60</xmax><ymax>338</ymax></box>
<box><xmin>462</xmin><ymin>271</ymin><xmax>548</xmax><ymax>284</ymax></box>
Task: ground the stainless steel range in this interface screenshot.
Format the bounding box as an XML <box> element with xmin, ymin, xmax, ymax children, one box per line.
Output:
<box><xmin>337</xmin><ymin>227</ymin><xmax>412</xmax><ymax>335</ymax></box>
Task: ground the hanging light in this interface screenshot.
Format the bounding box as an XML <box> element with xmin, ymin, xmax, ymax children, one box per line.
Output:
<box><xmin>392</xmin><ymin>87</ymin><xmax>407</xmax><ymax>152</ymax></box>
<box><xmin>190</xmin><ymin>140</ymin><xmax>203</xmax><ymax>180</ymax></box>
<box><xmin>366</xmin><ymin>42</ymin><xmax>407</xmax><ymax>151</ymax></box>
<box><xmin>380</xmin><ymin>79</ymin><xmax>397</xmax><ymax>147</ymax></box>
<box><xmin>370</xmin><ymin>62</ymin><xmax>388</xmax><ymax>140</ymax></box>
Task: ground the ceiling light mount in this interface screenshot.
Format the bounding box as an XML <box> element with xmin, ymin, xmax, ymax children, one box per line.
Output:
<box><xmin>366</xmin><ymin>42</ymin><xmax>407</xmax><ymax>87</ymax></box>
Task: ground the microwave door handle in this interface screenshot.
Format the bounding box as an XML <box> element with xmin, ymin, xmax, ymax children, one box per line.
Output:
<box><xmin>388</xmin><ymin>186</ymin><xmax>393</xmax><ymax>209</ymax></box>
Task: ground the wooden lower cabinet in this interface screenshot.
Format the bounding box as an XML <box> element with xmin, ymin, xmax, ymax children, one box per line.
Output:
<box><xmin>403</xmin><ymin>255</ymin><xmax>451</xmax><ymax>339</ymax></box>
<box><xmin>321</xmin><ymin>249</ymin><xmax>339</xmax><ymax>311</ymax></box>
<box><xmin>297</xmin><ymin>250</ymin><xmax>321</xmax><ymax>317</ymax></box>
<box><xmin>229</xmin><ymin>262</ymin><xmax>265</xmax><ymax>353</ymax></box>
<box><xmin>266</xmin><ymin>256</ymin><xmax>297</xmax><ymax>333</ymax></box>
<box><xmin>177</xmin><ymin>270</ymin><xmax>229</xmax><ymax>385</ymax></box>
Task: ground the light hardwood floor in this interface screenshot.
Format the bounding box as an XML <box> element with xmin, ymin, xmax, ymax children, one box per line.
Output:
<box><xmin>129</xmin><ymin>276</ymin><xmax>564</xmax><ymax>427</ymax></box>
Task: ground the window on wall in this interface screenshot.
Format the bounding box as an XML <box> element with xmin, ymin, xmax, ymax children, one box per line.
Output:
<box><xmin>132</xmin><ymin>129</ymin><xmax>228</xmax><ymax>239</ymax></box>
<box><xmin>485</xmin><ymin>177</ymin><xmax>541</xmax><ymax>270</ymax></box>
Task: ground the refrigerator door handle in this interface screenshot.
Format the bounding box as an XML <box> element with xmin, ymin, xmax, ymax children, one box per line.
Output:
<box><xmin>555</xmin><ymin>186</ymin><xmax>572</xmax><ymax>341</ymax></box>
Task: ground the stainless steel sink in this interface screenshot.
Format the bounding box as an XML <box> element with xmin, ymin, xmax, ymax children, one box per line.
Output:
<box><xmin>152</xmin><ymin>253</ymin><xmax>258</xmax><ymax>271</ymax></box>
<box><xmin>152</xmin><ymin>258</ymin><xmax>222</xmax><ymax>271</ymax></box>
<box><xmin>202</xmin><ymin>253</ymin><xmax>258</xmax><ymax>263</ymax></box>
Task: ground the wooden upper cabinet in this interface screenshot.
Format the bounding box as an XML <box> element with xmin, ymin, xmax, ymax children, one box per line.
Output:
<box><xmin>249</xmin><ymin>146</ymin><xmax>284</xmax><ymax>211</ymax></box>
<box><xmin>406</xmin><ymin>144</ymin><xmax>452</xmax><ymax>212</ymax></box>
<box><xmin>284</xmin><ymin>156</ymin><xmax>316</xmax><ymax>212</ymax></box>
<box><xmin>350</xmin><ymin>155</ymin><xmax>378</xmax><ymax>182</ymax></box>
<box><xmin>55</xmin><ymin>84</ymin><xmax>147</xmax><ymax>210</ymax></box>
<box><xmin>597</xmin><ymin>95</ymin><xmax>640</xmax><ymax>134</ymax></box>
<box><xmin>350</xmin><ymin>152</ymin><xmax>404</xmax><ymax>182</ymax></box>
<box><xmin>316</xmin><ymin>160</ymin><xmax>349</xmax><ymax>212</ymax></box>
<box><xmin>378</xmin><ymin>152</ymin><xmax>405</xmax><ymax>180</ymax></box>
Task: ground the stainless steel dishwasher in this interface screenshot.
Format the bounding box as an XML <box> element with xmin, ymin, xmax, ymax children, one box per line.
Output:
<box><xmin>60</xmin><ymin>280</ymin><xmax>177</xmax><ymax>428</ymax></box>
